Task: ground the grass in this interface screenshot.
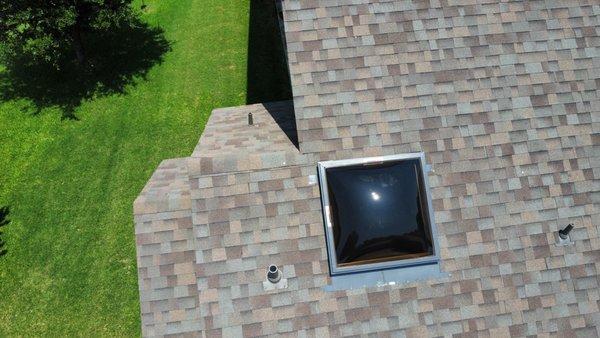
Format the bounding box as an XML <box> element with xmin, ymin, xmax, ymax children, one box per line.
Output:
<box><xmin>0</xmin><ymin>0</ymin><xmax>290</xmax><ymax>335</ymax></box>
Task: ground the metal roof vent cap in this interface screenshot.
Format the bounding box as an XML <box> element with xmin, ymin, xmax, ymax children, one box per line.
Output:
<box><xmin>267</xmin><ymin>264</ymin><xmax>281</xmax><ymax>283</ymax></box>
<box><xmin>557</xmin><ymin>223</ymin><xmax>574</xmax><ymax>246</ymax></box>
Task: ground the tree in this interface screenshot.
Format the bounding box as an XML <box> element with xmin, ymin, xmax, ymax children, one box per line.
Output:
<box><xmin>0</xmin><ymin>0</ymin><xmax>134</xmax><ymax>67</ymax></box>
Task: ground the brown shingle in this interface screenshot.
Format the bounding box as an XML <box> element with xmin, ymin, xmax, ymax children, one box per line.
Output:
<box><xmin>134</xmin><ymin>0</ymin><xmax>600</xmax><ymax>336</ymax></box>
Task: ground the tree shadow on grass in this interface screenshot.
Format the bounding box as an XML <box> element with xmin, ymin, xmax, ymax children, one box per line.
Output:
<box><xmin>0</xmin><ymin>17</ymin><xmax>171</xmax><ymax>120</ymax></box>
<box><xmin>0</xmin><ymin>206</ymin><xmax>9</xmax><ymax>257</ymax></box>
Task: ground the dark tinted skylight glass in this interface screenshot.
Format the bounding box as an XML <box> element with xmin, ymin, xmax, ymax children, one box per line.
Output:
<box><xmin>325</xmin><ymin>159</ymin><xmax>433</xmax><ymax>266</ymax></box>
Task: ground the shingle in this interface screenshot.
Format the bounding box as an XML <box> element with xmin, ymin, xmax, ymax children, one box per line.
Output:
<box><xmin>134</xmin><ymin>0</ymin><xmax>600</xmax><ymax>336</ymax></box>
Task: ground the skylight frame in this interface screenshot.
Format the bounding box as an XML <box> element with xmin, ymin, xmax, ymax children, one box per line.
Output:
<box><xmin>317</xmin><ymin>152</ymin><xmax>441</xmax><ymax>276</ymax></box>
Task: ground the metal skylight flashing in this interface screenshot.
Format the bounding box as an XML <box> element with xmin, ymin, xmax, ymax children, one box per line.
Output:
<box><xmin>317</xmin><ymin>152</ymin><xmax>442</xmax><ymax>276</ymax></box>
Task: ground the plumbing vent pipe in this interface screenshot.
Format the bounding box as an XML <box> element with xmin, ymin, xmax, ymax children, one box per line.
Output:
<box><xmin>267</xmin><ymin>264</ymin><xmax>281</xmax><ymax>283</ymax></box>
<box><xmin>248</xmin><ymin>112</ymin><xmax>254</xmax><ymax>126</ymax></box>
<box><xmin>556</xmin><ymin>223</ymin><xmax>575</xmax><ymax>246</ymax></box>
<box><xmin>559</xmin><ymin>224</ymin><xmax>573</xmax><ymax>240</ymax></box>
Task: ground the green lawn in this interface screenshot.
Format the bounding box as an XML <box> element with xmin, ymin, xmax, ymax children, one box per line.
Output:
<box><xmin>0</xmin><ymin>0</ymin><xmax>289</xmax><ymax>335</ymax></box>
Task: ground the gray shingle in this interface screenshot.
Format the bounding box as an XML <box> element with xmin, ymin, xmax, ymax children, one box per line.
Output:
<box><xmin>134</xmin><ymin>0</ymin><xmax>600</xmax><ymax>336</ymax></box>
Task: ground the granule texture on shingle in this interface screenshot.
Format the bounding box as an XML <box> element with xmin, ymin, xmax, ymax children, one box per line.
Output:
<box><xmin>134</xmin><ymin>0</ymin><xmax>600</xmax><ymax>336</ymax></box>
<box><xmin>282</xmin><ymin>0</ymin><xmax>600</xmax><ymax>162</ymax></box>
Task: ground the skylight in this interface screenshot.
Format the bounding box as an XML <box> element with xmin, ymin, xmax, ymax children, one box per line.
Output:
<box><xmin>317</xmin><ymin>153</ymin><xmax>440</xmax><ymax>276</ymax></box>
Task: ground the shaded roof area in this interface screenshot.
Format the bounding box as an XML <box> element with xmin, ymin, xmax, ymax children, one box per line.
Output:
<box><xmin>134</xmin><ymin>0</ymin><xmax>600</xmax><ymax>336</ymax></box>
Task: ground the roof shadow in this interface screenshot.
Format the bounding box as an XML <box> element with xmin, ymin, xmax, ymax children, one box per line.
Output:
<box><xmin>247</xmin><ymin>0</ymin><xmax>297</xmax><ymax>150</ymax></box>
<box><xmin>246</xmin><ymin>0</ymin><xmax>293</xmax><ymax>105</ymax></box>
<box><xmin>263</xmin><ymin>101</ymin><xmax>299</xmax><ymax>150</ymax></box>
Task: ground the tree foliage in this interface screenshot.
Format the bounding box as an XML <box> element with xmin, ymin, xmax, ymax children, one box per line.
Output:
<box><xmin>0</xmin><ymin>0</ymin><xmax>134</xmax><ymax>67</ymax></box>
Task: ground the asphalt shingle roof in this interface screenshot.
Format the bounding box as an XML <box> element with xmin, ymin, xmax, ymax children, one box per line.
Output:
<box><xmin>134</xmin><ymin>1</ymin><xmax>600</xmax><ymax>336</ymax></box>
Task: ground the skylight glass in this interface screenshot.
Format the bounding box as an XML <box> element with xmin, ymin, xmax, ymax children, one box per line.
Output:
<box><xmin>318</xmin><ymin>153</ymin><xmax>440</xmax><ymax>275</ymax></box>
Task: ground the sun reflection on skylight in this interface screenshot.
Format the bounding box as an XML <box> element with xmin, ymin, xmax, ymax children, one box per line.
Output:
<box><xmin>370</xmin><ymin>191</ymin><xmax>380</xmax><ymax>201</ymax></box>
